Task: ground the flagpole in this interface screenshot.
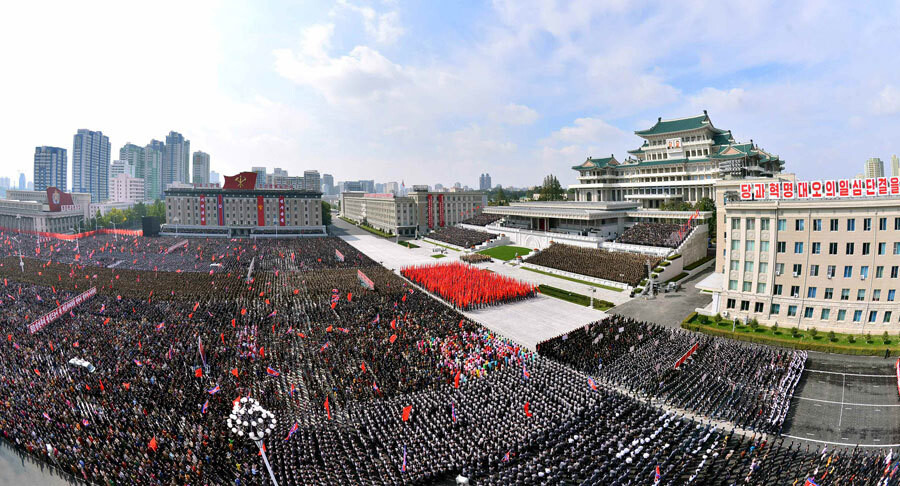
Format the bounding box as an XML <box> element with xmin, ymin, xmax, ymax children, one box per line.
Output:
<box><xmin>256</xmin><ymin>439</ymin><xmax>279</xmax><ymax>486</ymax></box>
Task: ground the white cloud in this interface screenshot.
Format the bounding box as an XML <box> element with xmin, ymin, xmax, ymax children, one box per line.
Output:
<box><xmin>492</xmin><ymin>103</ymin><xmax>539</xmax><ymax>125</ymax></box>
<box><xmin>545</xmin><ymin>117</ymin><xmax>627</xmax><ymax>145</ymax></box>
<box><xmin>687</xmin><ymin>88</ymin><xmax>748</xmax><ymax>114</ymax></box>
<box><xmin>871</xmin><ymin>85</ymin><xmax>900</xmax><ymax>115</ymax></box>
<box><xmin>336</xmin><ymin>0</ymin><xmax>404</xmax><ymax>44</ymax></box>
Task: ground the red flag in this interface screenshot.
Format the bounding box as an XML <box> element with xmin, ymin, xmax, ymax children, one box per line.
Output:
<box><xmin>401</xmin><ymin>405</ymin><xmax>412</xmax><ymax>422</ymax></box>
<box><xmin>241</xmin><ymin>308</ymin><xmax>247</xmax><ymax>316</ymax></box>
<box><xmin>454</xmin><ymin>370</ymin><xmax>460</xmax><ymax>388</ymax></box>
<box><xmin>389</xmin><ymin>334</ymin><xmax>398</xmax><ymax>344</ymax></box>
<box><xmin>194</xmin><ymin>367</ymin><xmax>203</xmax><ymax>378</ymax></box>
<box><xmin>259</xmin><ymin>346</ymin><xmax>265</xmax><ymax>358</ymax></box>
<box><xmin>33</xmin><ymin>369</ymin><xmax>40</xmax><ymax>376</ymax></box>
<box><xmin>122</xmin><ymin>382</ymin><xmax>130</xmax><ymax>390</ymax></box>
<box><xmin>325</xmin><ymin>396</ymin><xmax>331</xmax><ymax>420</ymax></box>
<box><xmin>524</xmin><ymin>402</ymin><xmax>532</xmax><ymax>418</ymax></box>
<box><xmin>231</xmin><ymin>318</ymin><xmax>236</xmax><ymax>328</ymax></box>
<box><xmin>231</xmin><ymin>368</ymin><xmax>239</xmax><ymax>377</ymax></box>
<box><xmin>148</xmin><ymin>437</ymin><xmax>158</xmax><ymax>452</ymax></box>
<box><xmin>293</xmin><ymin>289</ymin><xmax>299</xmax><ymax>295</ymax></box>
<box><xmin>326</xmin><ymin>325</ymin><xmax>333</xmax><ymax>332</ymax></box>
<box><xmin>391</xmin><ymin>319</ymin><xmax>396</xmax><ymax>330</ymax></box>
<box><xmin>99</xmin><ymin>379</ymin><xmax>104</xmax><ymax>392</ymax></box>
<box><xmin>361</xmin><ymin>362</ymin><xmax>366</xmax><ymax>373</ymax></box>
<box><xmin>102</xmin><ymin>318</ymin><xmax>110</xmax><ymax>325</ymax></box>
<box><xmin>220</xmin><ymin>333</ymin><xmax>225</xmax><ymax>346</ymax></box>
<box><xmin>347</xmin><ymin>292</ymin><xmax>352</xmax><ymax>302</ymax></box>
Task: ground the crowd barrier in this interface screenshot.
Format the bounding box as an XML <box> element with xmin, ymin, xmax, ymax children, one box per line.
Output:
<box><xmin>0</xmin><ymin>227</ymin><xmax>142</xmax><ymax>240</ymax></box>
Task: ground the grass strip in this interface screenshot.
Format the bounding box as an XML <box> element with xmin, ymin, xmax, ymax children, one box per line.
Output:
<box><xmin>522</xmin><ymin>267</ymin><xmax>624</xmax><ymax>292</ymax></box>
<box><xmin>538</xmin><ymin>284</ymin><xmax>615</xmax><ymax>311</ymax></box>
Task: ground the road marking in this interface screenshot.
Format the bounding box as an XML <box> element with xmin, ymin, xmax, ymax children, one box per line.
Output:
<box><xmin>792</xmin><ymin>396</ymin><xmax>900</xmax><ymax>407</ymax></box>
<box><xmin>805</xmin><ymin>369</ymin><xmax>895</xmax><ymax>378</ymax></box>
<box><xmin>782</xmin><ymin>434</ymin><xmax>900</xmax><ymax>447</ymax></box>
<box><xmin>838</xmin><ymin>374</ymin><xmax>845</xmax><ymax>428</ymax></box>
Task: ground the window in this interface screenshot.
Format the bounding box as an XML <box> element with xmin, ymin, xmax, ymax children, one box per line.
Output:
<box><xmin>879</xmin><ymin>242</ymin><xmax>887</xmax><ymax>255</ymax></box>
<box><xmin>745</xmin><ymin>240</ymin><xmax>755</xmax><ymax>252</ymax></box>
<box><xmin>759</xmin><ymin>262</ymin><xmax>768</xmax><ymax>274</ymax></box>
<box><xmin>760</xmin><ymin>219</ymin><xmax>770</xmax><ymax>231</ymax></box>
<box><xmin>864</xmin><ymin>218</ymin><xmax>872</xmax><ymax>231</ymax></box>
<box><xmin>790</xmin><ymin>285</ymin><xmax>800</xmax><ymax>297</ymax></box>
<box><xmin>744</xmin><ymin>261</ymin><xmax>754</xmax><ymax>272</ymax></box>
<box><xmin>804</xmin><ymin>307</ymin><xmax>814</xmax><ymax>318</ymax></box>
<box><xmin>794</xmin><ymin>242</ymin><xmax>804</xmax><ymax>254</ymax></box>
<box><xmin>880</xmin><ymin>217</ymin><xmax>887</xmax><ymax>231</ymax></box>
<box><xmin>793</xmin><ymin>264</ymin><xmax>803</xmax><ymax>276</ymax></box>
<box><xmin>770</xmin><ymin>304</ymin><xmax>780</xmax><ymax>315</ymax></box>
<box><xmin>777</xmin><ymin>219</ymin><xmax>786</xmax><ymax>231</ymax></box>
<box><xmin>810</xmin><ymin>265</ymin><xmax>819</xmax><ymax>277</ymax></box>
<box><xmin>743</xmin><ymin>281</ymin><xmax>752</xmax><ymax>292</ymax></box>
<box><xmin>847</xmin><ymin>219</ymin><xmax>856</xmax><ymax>231</ymax></box>
<box><xmin>756</xmin><ymin>283</ymin><xmax>767</xmax><ymax>294</ymax></box>
<box><xmin>860</xmin><ymin>266</ymin><xmax>869</xmax><ymax>279</ymax></box>
<box><xmin>868</xmin><ymin>311</ymin><xmax>878</xmax><ymax>323</ymax></box>
<box><xmin>807</xmin><ymin>287</ymin><xmax>817</xmax><ymax>298</ymax></box>
<box><xmin>726</xmin><ymin>298</ymin><xmax>736</xmax><ymax>309</ymax></box>
<box><xmin>754</xmin><ymin>302</ymin><xmax>764</xmax><ymax>313</ymax></box>
<box><xmin>787</xmin><ymin>305</ymin><xmax>797</xmax><ymax>317</ymax></box>
<box><xmin>795</xmin><ymin>219</ymin><xmax>805</xmax><ymax>231</ymax></box>
<box><xmin>894</xmin><ymin>242</ymin><xmax>900</xmax><ymax>255</ymax></box>
<box><xmin>730</xmin><ymin>260</ymin><xmax>740</xmax><ymax>271</ymax></box>
<box><xmin>862</xmin><ymin>242</ymin><xmax>871</xmax><ymax>255</ymax></box>
<box><xmin>746</xmin><ymin>219</ymin><xmax>755</xmax><ymax>230</ymax></box>
<box><xmin>760</xmin><ymin>241</ymin><xmax>770</xmax><ymax>252</ymax></box>
<box><xmin>873</xmin><ymin>289</ymin><xmax>881</xmax><ymax>301</ymax></box>
<box><xmin>821</xmin><ymin>308</ymin><xmax>831</xmax><ymax>320</ymax></box>
<box><xmin>893</xmin><ymin>266</ymin><xmax>899</xmax><ymax>279</ymax></box>
<box><xmin>777</xmin><ymin>241</ymin><xmax>786</xmax><ymax>253</ymax></box>
<box><xmin>812</xmin><ymin>242</ymin><xmax>821</xmax><ymax>254</ymax></box>
<box><xmin>731</xmin><ymin>240</ymin><xmax>740</xmax><ymax>251</ymax></box>
<box><xmin>837</xmin><ymin>309</ymin><xmax>846</xmax><ymax>321</ymax></box>
<box><xmin>857</xmin><ymin>289</ymin><xmax>866</xmax><ymax>301</ymax></box>
<box><xmin>889</xmin><ymin>290</ymin><xmax>896</xmax><ymax>302</ymax></box>
<box><xmin>840</xmin><ymin>288</ymin><xmax>850</xmax><ymax>300</ymax></box>
<box><xmin>885</xmin><ymin>311</ymin><xmax>893</xmax><ymax>323</ymax></box>
<box><xmin>813</xmin><ymin>219</ymin><xmax>822</xmax><ymax>231</ymax></box>
<box><xmin>846</xmin><ymin>242</ymin><xmax>854</xmax><ymax>255</ymax></box>
<box><xmin>853</xmin><ymin>310</ymin><xmax>862</xmax><ymax>322</ymax></box>
<box><xmin>731</xmin><ymin>218</ymin><xmax>740</xmax><ymax>230</ymax></box>
<box><xmin>729</xmin><ymin>280</ymin><xmax>738</xmax><ymax>290</ymax></box>
<box><xmin>896</xmin><ymin>217</ymin><xmax>900</xmax><ymax>230</ymax></box>
<box><xmin>843</xmin><ymin>266</ymin><xmax>853</xmax><ymax>278</ymax></box>
<box><xmin>775</xmin><ymin>263</ymin><xmax>785</xmax><ymax>276</ymax></box>
<box><xmin>740</xmin><ymin>300</ymin><xmax>750</xmax><ymax>311</ymax></box>
<box><xmin>824</xmin><ymin>288</ymin><xmax>833</xmax><ymax>299</ymax></box>
<box><xmin>828</xmin><ymin>242</ymin><xmax>838</xmax><ymax>255</ymax></box>
<box><xmin>827</xmin><ymin>265</ymin><xmax>836</xmax><ymax>278</ymax></box>
<box><xmin>830</xmin><ymin>218</ymin><xmax>839</xmax><ymax>231</ymax></box>
<box><xmin>774</xmin><ymin>284</ymin><xmax>783</xmax><ymax>295</ymax></box>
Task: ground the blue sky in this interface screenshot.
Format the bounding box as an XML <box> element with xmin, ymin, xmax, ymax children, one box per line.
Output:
<box><xmin>2</xmin><ymin>0</ymin><xmax>899</xmax><ymax>189</ymax></box>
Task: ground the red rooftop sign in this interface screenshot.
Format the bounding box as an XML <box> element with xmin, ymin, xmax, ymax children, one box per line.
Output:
<box><xmin>222</xmin><ymin>172</ymin><xmax>258</xmax><ymax>190</ymax></box>
<box><xmin>740</xmin><ymin>177</ymin><xmax>900</xmax><ymax>201</ymax></box>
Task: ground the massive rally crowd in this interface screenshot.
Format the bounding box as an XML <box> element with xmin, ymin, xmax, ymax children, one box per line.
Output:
<box><xmin>425</xmin><ymin>227</ymin><xmax>495</xmax><ymax>249</ymax></box>
<box><xmin>526</xmin><ymin>242</ymin><xmax>660</xmax><ymax>287</ymax></box>
<box><xmin>616</xmin><ymin>223</ymin><xmax>693</xmax><ymax>249</ymax></box>
<box><xmin>0</xmin><ymin>232</ymin><xmax>895</xmax><ymax>485</ymax></box>
<box><xmin>459</xmin><ymin>214</ymin><xmax>502</xmax><ymax>227</ymax></box>
<box><xmin>401</xmin><ymin>262</ymin><xmax>537</xmax><ymax>310</ymax></box>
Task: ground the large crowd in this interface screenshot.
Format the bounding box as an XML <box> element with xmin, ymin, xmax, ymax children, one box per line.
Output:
<box><xmin>0</xmin><ymin>232</ymin><xmax>895</xmax><ymax>485</ymax></box>
<box><xmin>526</xmin><ymin>243</ymin><xmax>660</xmax><ymax>286</ymax></box>
<box><xmin>425</xmin><ymin>227</ymin><xmax>495</xmax><ymax>248</ymax></box>
<box><xmin>616</xmin><ymin>223</ymin><xmax>693</xmax><ymax>249</ymax></box>
<box><xmin>460</xmin><ymin>214</ymin><xmax>502</xmax><ymax>226</ymax></box>
<box><xmin>401</xmin><ymin>262</ymin><xmax>536</xmax><ymax>310</ymax></box>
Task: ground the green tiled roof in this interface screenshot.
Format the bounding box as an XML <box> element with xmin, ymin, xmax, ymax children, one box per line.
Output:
<box><xmin>634</xmin><ymin>113</ymin><xmax>727</xmax><ymax>136</ymax></box>
<box><xmin>616</xmin><ymin>157</ymin><xmax>711</xmax><ymax>168</ymax></box>
<box><xmin>572</xmin><ymin>156</ymin><xmax>618</xmax><ymax>171</ymax></box>
<box><xmin>711</xmin><ymin>130</ymin><xmax>734</xmax><ymax>146</ymax></box>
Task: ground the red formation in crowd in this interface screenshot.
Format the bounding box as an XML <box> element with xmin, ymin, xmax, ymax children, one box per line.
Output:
<box><xmin>401</xmin><ymin>262</ymin><xmax>536</xmax><ymax>310</ymax></box>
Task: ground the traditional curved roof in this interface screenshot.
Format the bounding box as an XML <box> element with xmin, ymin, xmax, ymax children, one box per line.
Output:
<box><xmin>571</xmin><ymin>155</ymin><xmax>619</xmax><ymax>171</ymax></box>
<box><xmin>634</xmin><ymin>112</ymin><xmax>728</xmax><ymax>137</ymax></box>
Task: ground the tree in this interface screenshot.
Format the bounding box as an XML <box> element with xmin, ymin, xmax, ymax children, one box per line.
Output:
<box><xmin>538</xmin><ymin>174</ymin><xmax>564</xmax><ymax>201</ymax></box>
<box><xmin>695</xmin><ymin>197</ymin><xmax>716</xmax><ymax>239</ymax></box>
<box><xmin>494</xmin><ymin>186</ymin><xmax>508</xmax><ymax>206</ymax></box>
<box><xmin>321</xmin><ymin>201</ymin><xmax>332</xmax><ymax>226</ymax></box>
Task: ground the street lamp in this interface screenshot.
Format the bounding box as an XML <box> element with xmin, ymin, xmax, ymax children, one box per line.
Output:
<box><xmin>228</xmin><ymin>397</ymin><xmax>279</xmax><ymax>485</ymax></box>
<box><xmin>173</xmin><ymin>217</ymin><xmax>179</xmax><ymax>236</ymax></box>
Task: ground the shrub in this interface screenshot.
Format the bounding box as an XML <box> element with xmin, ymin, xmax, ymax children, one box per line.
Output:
<box><xmin>790</xmin><ymin>327</ymin><xmax>799</xmax><ymax>337</ymax></box>
<box><xmin>809</xmin><ymin>327</ymin><xmax>818</xmax><ymax>338</ymax></box>
<box><xmin>883</xmin><ymin>331</ymin><xmax>891</xmax><ymax>344</ymax></box>
<box><xmin>866</xmin><ymin>332</ymin><xmax>873</xmax><ymax>344</ymax></box>
<box><xmin>659</xmin><ymin>261</ymin><xmax>671</xmax><ymax>267</ymax></box>
<box><xmin>749</xmin><ymin>319</ymin><xmax>759</xmax><ymax>331</ymax></box>
<box><xmin>697</xmin><ymin>315</ymin><xmax>709</xmax><ymax>325</ymax></box>
<box><xmin>714</xmin><ymin>313</ymin><xmax>722</xmax><ymax>323</ymax></box>
<box><xmin>848</xmin><ymin>334</ymin><xmax>856</xmax><ymax>343</ymax></box>
<box><xmin>668</xmin><ymin>254</ymin><xmax>682</xmax><ymax>260</ymax></box>
<box><xmin>771</xmin><ymin>322</ymin><xmax>779</xmax><ymax>333</ymax></box>
<box><xmin>734</xmin><ymin>318</ymin><xmax>742</xmax><ymax>329</ymax></box>
<box><xmin>828</xmin><ymin>330</ymin><xmax>837</xmax><ymax>342</ymax></box>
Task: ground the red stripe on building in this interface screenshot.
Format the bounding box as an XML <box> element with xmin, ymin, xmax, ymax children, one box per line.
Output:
<box><xmin>257</xmin><ymin>196</ymin><xmax>265</xmax><ymax>226</ymax></box>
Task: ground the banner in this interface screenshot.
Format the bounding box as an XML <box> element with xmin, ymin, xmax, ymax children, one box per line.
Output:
<box><xmin>199</xmin><ymin>195</ymin><xmax>207</xmax><ymax>226</ymax></box>
<box><xmin>357</xmin><ymin>269</ymin><xmax>375</xmax><ymax>290</ymax></box>
<box><xmin>0</xmin><ymin>227</ymin><xmax>141</xmax><ymax>241</ymax></box>
<box><xmin>674</xmin><ymin>342</ymin><xmax>699</xmax><ymax>370</ymax></box>
<box><xmin>46</xmin><ymin>187</ymin><xmax>77</xmax><ymax>212</ymax></box>
<box><xmin>29</xmin><ymin>287</ymin><xmax>97</xmax><ymax>334</ymax></box>
<box><xmin>278</xmin><ymin>196</ymin><xmax>286</xmax><ymax>226</ymax></box>
<box><xmin>256</xmin><ymin>196</ymin><xmax>265</xmax><ymax>226</ymax></box>
<box><xmin>222</xmin><ymin>171</ymin><xmax>258</xmax><ymax>190</ymax></box>
<box><xmin>427</xmin><ymin>194</ymin><xmax>434</xmax><ymax>229</ymax></box>
<box><xmin>217</xmin><ymin>194</ymin><xmax>225</xmax><ymax>226</ymax></box>
<box><xmin>438</xmin><ymin>194</ymin><xmax>445</xmax><ymax>227</ymax></box>
<box><xmin>335</xmin><ymin>249</ymin><xmax>345</xmax><ymax>262</ymax></box>
<box><xmin>740</xmin><ymin>177</ymin><xmax>900</xmax><ymax>201</ymax></box>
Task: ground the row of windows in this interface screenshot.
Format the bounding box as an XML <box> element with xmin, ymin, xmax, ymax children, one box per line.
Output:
<box><xmin>728</xmin><ymin>278</ymin><xmax>898</xmax><ymax>301</ymax></box>
<box><xmin>725</xmin><ymin>299</ymin><xmax>895</xmax><ymax>323</ymax></box>
<box><xmin>730</xmin><ymin>239</ymin><xmax>900</xmax><ymax>256</ymax></box>
<box><xmin>731</xmin><ymin>261</ymin><xmax>900</xmax><ymax>279</ymax></box>
<box><xmin>731</xmin><ymin>216</ymin><xmax>900</xmax><ymax>232</ymax></box>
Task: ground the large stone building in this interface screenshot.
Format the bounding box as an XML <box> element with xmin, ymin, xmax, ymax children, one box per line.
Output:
<box><xmin>699</xmin><ymin>175</ymin><xmax>900</xmax><ymax>332</ymax></box>
<box><xmin>570</xmin><ymin>112</ymin><xmax>784</xmax><ymax>208</ymax></box>
<box><xmin>341</xmin><ymin>187</ymin><xmax>488</xmax><ymax>236</ymax></box>
<box><xmin>162</xmin><ymin>171</ymin><xmax>324</xmax><ymax>237</ymax></box>
<box><xmin>0</xmin><ymin>188</ymin><xmax>91</xmax><ymax>233</ymax></box>
<box><xmin>33</xmin><ymin>146</ymin><xmax>67</xmax><ymax>192</ymax></box>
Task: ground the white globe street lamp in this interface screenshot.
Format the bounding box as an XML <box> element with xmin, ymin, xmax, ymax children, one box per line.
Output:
<box><xmin>228</xmin><ymin>397</ymin><xmax>279</xmax><ymax>486</ymax></box>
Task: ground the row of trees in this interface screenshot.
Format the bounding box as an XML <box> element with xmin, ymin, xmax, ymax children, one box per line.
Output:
<box><xmin>86</xmin><ymin>200</ymin><xmax>166</xmax><ymax>232</ymax></box>
<box><xmin>487</xmin><ymin>174</ymin><xmax>566</xmax><ymax>206</ymax></box>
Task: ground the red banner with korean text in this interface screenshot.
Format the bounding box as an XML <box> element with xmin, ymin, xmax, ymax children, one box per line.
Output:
<box><xmin>427</xmin><ymin>195</ymin><xmax>434</xmax><ymax>229</ymax></box>
<box><xmin>438</xmin><ymin>194</ymin><xmax>445</xmax><ymax>227</ymax></box>
<box><xmin>278</xmin><ymin>196</ymin><xmax>286</xmax><ymax>226</ymax></box>
<box><xmin>740</xmin><ymin>177</ymin><xmax>900</xmax><ymax>201</ymax></box>
<box><xmin>29</xmin><ymin>287</ymin><xmax>97</xmax><ymax>334</ymax></box>
<box><xmin>199</xmin><ymin>195</ymin><xmax>207</xmax><ymax>226</ymax></box>
<box><xmin>257</xmin><ymin>196</ymin><xmax>265</xmax><ymax>226</ymax></box>
<box><xmin>357</xmin><ymin>270</ymin><xmax>375</xmax><ymax>290</ymax></box>
<box><xmin>674</xmin><ymin>342</ymin><xmax>699</xmax><ymax>370</ymax></box>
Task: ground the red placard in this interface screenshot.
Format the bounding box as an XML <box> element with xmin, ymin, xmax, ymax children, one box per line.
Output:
<box><xmin>878</xmin><ymin>177</ymin><xmax>889</xmax><ymax>195</ymax></box>
<box><xmin>891</xmin><ymin>177</ymin><xmax>900</xmax><ymax>195</ymax></box>
<box><xmin>29</xmin><ymin>287</ymin><xmax>97</xmax><ymax>334</ymax></box>
<box><xmin>438</xmin><ymin>194</ymin><xmax>445</xmax><ymax>227</ymax></box>
<box><xmin>809</xmin><ymin>181</ymin><xmax>823</xmax><ymax>198</ymax></box>
<box><xmin>739</xmin><ymin>184</ymin><xmax>753</xmax><ymax>200</ymax></box>
<box><xmin>865</xmin><ymin>178</ymin><xmax>877</xmax><ymax>196</ymax></box>
<box><xmin>257</xmin><ymin>196</ymin><xmax>265</xmax><ymax>226</ymax></box>
<box><xmin>278</xmin><ymin>196</ymin><xmax>286</xmax><ymax>226</ymax></box>
<box><xmin>851</xmin><ymin>179</ymin><xmax>864</xmax><ymax>197</ymax></box>
<box><xmin>199</xmin><ymin>195</ymin><xmax>207</xmax><ymax>226</ymax></box>
<box><xmin>824</xmin><ymin>180</ymin><xmax>837</xmax><ymax>198</ymax></box>
<box><xmin>427</xmin><ymin>194</ymin><xmax>434</xmax><ymax>229</ymax></box>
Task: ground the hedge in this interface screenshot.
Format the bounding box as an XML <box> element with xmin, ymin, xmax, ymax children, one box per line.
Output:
<box><xmin>538</xmin><ymin>285</ymin><xmax>614</xmax><ymax>311</ymax></box>
<box><xmin>664</xmin><ymin>272</ymin><xmax>689</xmax><ymax>284</ymax></box>
<box><xmin>684</xmin><ymin>255</ymin><xmax>715</xmax><ymax>271</ymax></box>
<box><xmin>659</xmin><ymin>261</ymin><xmax>671</xmax><ymax>267</ymax></box>
<box><xmin>668</xmin><ymin>254</ymin><xmax>682</xmax><ymax>260</ymax></box>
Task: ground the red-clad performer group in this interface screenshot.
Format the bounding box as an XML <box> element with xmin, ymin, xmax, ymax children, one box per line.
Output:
<box><xmin>401</xmin><ymin>261</ymin><xmax>536</xmax><ymax>310</ymax></box>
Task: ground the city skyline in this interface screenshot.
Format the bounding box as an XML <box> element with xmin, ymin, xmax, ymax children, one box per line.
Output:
<box><xmin>2</xmin><ymin>1</ymin><xmax>900</xmax><ymax>189</ymax></box>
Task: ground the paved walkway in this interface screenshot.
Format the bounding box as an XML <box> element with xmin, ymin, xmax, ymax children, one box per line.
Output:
<box><xmin>0</xmin><ymin>440</ymin><xmax>73</xmax><ymax>486</ymax></box>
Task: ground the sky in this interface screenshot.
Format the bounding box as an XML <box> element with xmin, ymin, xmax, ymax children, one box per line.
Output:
<box><xmin>2</xmin><ymin>0</ymin><xmax>900</xmax><ymax>190</ymax></box>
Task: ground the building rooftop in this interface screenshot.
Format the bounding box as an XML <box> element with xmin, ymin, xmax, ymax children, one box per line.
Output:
<box><xmin>634</xmin><ymin>112</ymin><xmax>728</xmax><ymax>137</ymax></box>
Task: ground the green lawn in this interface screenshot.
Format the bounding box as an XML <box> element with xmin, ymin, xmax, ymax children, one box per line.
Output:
<box><xmin>398</xmin><ymin>241</ymin><xmax>419</xmax><ymax>249</ymax></box>
<box><xmin>431</xmin><ymin>254</ymin><xmax>446</xmax><ymax>259</ymax></box>
<box><xmin>683</xmin><ymin>313</ymin><xmax>900</xmax><ymax>356</ymax></box>
<box><xmin>538</xmin><ymin>284</ymin><xmax>615</xmax><ymax>311</ymax></box>
<box><xmin>522</xmin><ymin>266</ymin><xmax>624</xmax><ymax>292</ymax></box>
<box><xmin>683</xmin><ymin>255</ymin><xmax>715</xmax><ymax>271</ymax></box>
<box><xmin>478</xmin><ymin>245</ymin><xmax>532</xmax><ymax>261</ymax></box>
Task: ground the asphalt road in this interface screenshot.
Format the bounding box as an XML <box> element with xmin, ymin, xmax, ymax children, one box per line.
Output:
<box><xmin>609</xmin><ymin>269</ymin><xmax>714</xmax><ymax>328</ymax></box>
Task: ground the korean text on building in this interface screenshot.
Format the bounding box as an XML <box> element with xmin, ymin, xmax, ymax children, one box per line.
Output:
<box><xmin>740</xmin><ymin>177</ymin><xmax>900</xmax><ymax>201</ymax></box>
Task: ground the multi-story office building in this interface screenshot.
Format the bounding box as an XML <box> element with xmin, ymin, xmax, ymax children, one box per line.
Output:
<box><xmin>143</xmin><ymin>141</ymin><xmax>164</xmax><ymax>201</ymax></box>
<box><xmin>192</xmin><ymin>151</ymin><xmax>210</xmax><ymax>185</ymax></box>
<box><xmin>33</xmin><ymin>146</ymin><xmax>67</xmax><ymax>192</ymax></box>
<box><xmin>110</xmin><ymin>159</ymin><xmax>135</xmax><ymax>178</ymax></box>
<box><xmin>479</xmin><ymin>173</ymin><xmax>492</xmax><ymax>191</ymax></box>
<box><xmin>570</xmin><ymin>112</ymin><xmax>784</xmax><ymax>208</ymax></box>
<box><xmin>322</xmin><ymin>174</ymin><xmax>334</xmax><ymax>195</ymax></box>
<box><xmin>210</xmin><ymin>171</ymin><xmax>221</xmax><ymax>185</ymax></box>
<box><xmin>251</xmin><ymin>167</ymin><xmax>267</xmax><ymax>188</ymax></box>
<box><xmin>385</xmin><ymin>181</ymin><xmax>400</xmax><ymax>195</ymax></box>
<box><xmin>341</xmin><ymin>188</ymin><xmax>487</xmax><ymax>236</ymax></box>
<box><xmin>701</xmin><ymin>176</ymin><xmax>900</xmax><ymax>332</ymax></box>
<box><xmin>163</xmin><ymin>131</ymin><xmax>190</xmax><ymax>189</ymax></box>
<box><xmin>864</xmin><ymin>157</ymin><xmax>885</xmax><ymax>178</ymax></box>
<box><xmin>18</xmin><ymin>174</ymin><xmax>26</xmax><ymax>190</ymax></box>
<box><xmin>162</xmin><ymin>171</ymin><xmax>323</xmax><ymax>237</ymax></box>
<box><xmin>109</xmin><ymin>173</ymin><xmax>145</xmax><ymax>203</ymax></box>
<box><xmin>72</xmin><ymin>129</ymin><xmax>111</xmax><ymax>202</ymax></box>
<box><xmin>891</xmin><ymin>155</ymin><xmax>899</xmax><ymax>178</ymax></box>
<box><xmin>0</xmin><ymin>188</ymin><xmax>91</xmax><ymax>233</ymax></box>
<box><xmin>302</xmin><ymin>171</ymin><xmax>321</xmax><ymax>192</ymax></box>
